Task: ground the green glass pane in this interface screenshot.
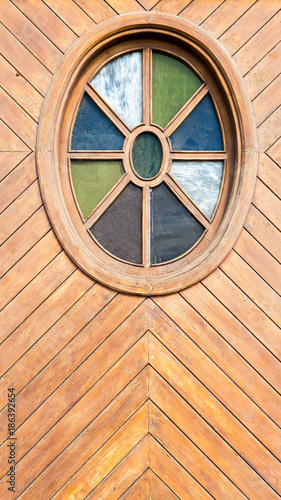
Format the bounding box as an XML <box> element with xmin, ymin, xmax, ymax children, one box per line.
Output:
<box><xmin>71</xmin><ymin>160</ymin><xmax>124</xmax><ymax>219</ymax></box>
<box><xmin>152</xmin><ymin>51</ymin><xmax>202</xmax><ymax>129</ymax></box>
<box><xmin>132</xmin><ymin>132</ymin><xmax>162</xmax><ymax>179</ymax></box>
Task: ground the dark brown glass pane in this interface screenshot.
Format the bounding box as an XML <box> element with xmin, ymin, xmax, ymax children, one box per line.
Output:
<box><xmin>151</xmin><ymin>184</ymin><xmax>204</xmax><ymax>264</ymax></box>
<box><xmin>90</xmin><ymin>183</ymin><xmax>142</xmax><ymax>264</ymax></box>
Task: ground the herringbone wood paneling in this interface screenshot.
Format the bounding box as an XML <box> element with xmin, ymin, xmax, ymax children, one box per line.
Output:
<box><xmin>0</xmin><ymin>1</ymin><xmax>280</xmax><ymax>498</ymax></box>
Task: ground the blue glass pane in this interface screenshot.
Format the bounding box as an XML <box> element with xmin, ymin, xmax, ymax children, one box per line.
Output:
<box><xmin>170</xmin><ymin>161</ymin><xmax>224</xmax><ymax>218</ymax></box>
<box><xmin>71</xmin><ymin>94</ymin><xmax>124</xmax><ymax>150</ymax></box>
<box><xmin>151</xmin><ymin>184</ymin><xmax>204</xmax><ymax>264</ymax></box>
<box><xmin>170</xmin><ymin>95</ymin><xmax>223</xmax><ymax>151</ymax></box>
<box><xmin>91</xmin><ymin>52</ymin><xmax>142</xmax><ymax>129</ymax></box>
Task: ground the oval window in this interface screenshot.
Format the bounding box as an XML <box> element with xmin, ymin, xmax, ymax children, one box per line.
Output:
<box><xmin>37</xmin><ymin>14</ymin><xmax>257</xmax><ymax>295</ymax></box>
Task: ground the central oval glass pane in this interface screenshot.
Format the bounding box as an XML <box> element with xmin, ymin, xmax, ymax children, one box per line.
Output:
<box><xmin>132</xmin><ymin>132</ymin><xmax>162</xmax><ymax>179</ymax></box>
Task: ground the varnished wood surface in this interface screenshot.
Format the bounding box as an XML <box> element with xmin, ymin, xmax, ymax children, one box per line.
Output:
<box><xmin>0</xmin><ymin>1</ymin><xmax>280</xmax><ymax>498</ymax></box>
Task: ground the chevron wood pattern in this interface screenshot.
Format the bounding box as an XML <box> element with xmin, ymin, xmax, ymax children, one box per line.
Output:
<box><xmin>0</xmin><ymin>1</ymin><xmax>280</xmax><ymax>498</ymax></box>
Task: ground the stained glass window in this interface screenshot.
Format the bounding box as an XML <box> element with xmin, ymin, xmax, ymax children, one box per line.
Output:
<box><xmin>69</xmin><ymin>48</ymin><xmax>225</xmax><ymax>266</ymax></box>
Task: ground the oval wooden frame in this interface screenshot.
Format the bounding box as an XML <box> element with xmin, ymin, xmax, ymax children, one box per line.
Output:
<box><xmin>36</xmin><ymin>13</ymin><xmax>258</xmax><ymax>296</ymax></box>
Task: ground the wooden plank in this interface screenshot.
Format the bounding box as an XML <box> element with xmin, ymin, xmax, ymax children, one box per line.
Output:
<box><xmin>12</xmin><ymin>0</ymin><xmax>77</xmax><ymax>54</ymax></box>
<box><xmin>180</xmin><ymin>0</ymin><xmax>224</xmax><ymax>25</ymax></box>
<box><xmin>0</xmin><ymin>0</ymin><xmax>62</xmax><ymax>74</ymax></box>
<box><xmin>0</xmin><ymin>182</ymin><xmax>42</xmax><ymax>244</ymax></box>
<box><xmin>43</xmin><ymin>0</ymin><xmax>94</xmax><ymax>37</ymax></box>
<box><xmin>0</xmin><ymin>87</ymin><xmax>37</xmax><ymax>149</ymax></box>
<box><xmin>74</xmin><ymin>0</ymin><xmax>115</xmax><ymax>23</ymax></box>
<box><xmin>9</xmin><ymin>296</ymin><xmax>146</xmax><ymax>434</ymax></box>
<box><xmin>0</xmin><ymin>152</ymin><xmax>29</xmax><ymax>182</ymax></box>
<box><xmin>186</xmin><ymin>270</ymin><xmax>281</xmax><ymax>378</ymax></box>
<box><xmin>258</xmin><ymin>106</ymin><xmax>281</xmax><ymax>152</ymax></box>
<box><xmin>52</xmin><ymin>404</ymin><xmax>148</xmax><ymax>499</ymax></box>
<box><xmin>0</xmin><ymin>251</ymin><xmax>75</xmax><ymax>344</ymax></box>
<box><xmin>267</xmin><ymin>137</ymin><xmax>281</xmax><ymax>167</ymax></box>
<box><xmin>120</xmin><ymin>470</ymin><xmax>150</xmax><ymax>500</ymax></box>
<box><xmin>153</xmin><ymin>0</ymin><xmax>192</xmax><ymax>15</ymax></box>
<box><xmin>0</xmin><ymin>207</ymin><xmax>51</xmax><ymax>278</ymax></box>
<box><xmin>0</xmin><ymin>55</ymin><xmax>42</xmax><ymax>121</ymax></box>
<box><xmin>0</xmin><ymin>283</ymin><xmax>114</xmax><ymax>410</ymax></box>
<box><xmin>0</xmin><ymin>23</ymin><xmax>51</xmax><ymax>95</ymax></box>
<box><xmin>219</xmin><ymin>0</ymin><xmax>280</xmax><ymax>55</ymax></box>
<box><xmin>87</xmin><ymin>439</ymin><xmax>148</xmax><ymax>499</ymax></box>
<box><xmin>257</xmin><ymin>153</ymin><xmax>281</xmax><ymax>200</ymax></box>
<box><xmin>0</xmin><ymin>153</ymin><xmax>37</xmax><ymax>213</ymax></box>
<box><xmin>106</xmin><ymin>0</ymin><xmax>145</xmax><ymax>14</ymax></box>
<box><xmin>202</xmin><ymin>0</ymin><xmax>256</xmax><ymax>40</ymax></box>
<box><xmin>233</xmin><ymin>12</ymin><xmax>281</xmax><ymax>76</ymax></box>
<box><xmin>245</xmin><ymin>205</ymin><xmax>281</xmax><ymax>264</ymax></box>
<box><xmin>149</xmin><ymin>471</ymin><xmax>179</xmax><ymax>500</ymax></box>
<box><xmin>149</xmin><ymin>302</ymin><xmax>281</xmax><ymax>434</ymax></box>
<box><xmin>154</xmin><ymin>290</ymin><xmax>281</xmax><ymax>414</ymax></box>
<box><xmin>253</xmin><ymin>74</ymin><xmax>281</xmax><ymax>126</ymax></box>
<box><xmin>253</xmin><ymin>177</ymin><xmax>281</xmax><ymax>230</ymax></box>
<box><xmin>149</xmin><ymin>437</ymin><xmax>211</xmax><ymax>499</ymax></box>
<box><xmin>149</xmin><ymin>336</ymin><xmax>281</xmax><ymax>494</ymax></box>
<box><xmin>0</xmin><ymin>270</ymin><xmax>93</xmax><ymax>382</ymax></box>
<box><xmin>6</xmin><ymin>363</ymin><xmax>148</xmax><ymax>499</ymax></box>
<box><xmin>234</xmin><ymin>228</ymin><xmax>281</xmax><ymax>295</ymax></box>
<box><xmin>244</xmin><ymin>42</ymin><xmax>281</xmax><ymax>100</ymax></box>
<box><xmin>219</xmin><ymin>251</ymin><xmax>281</xmax><ymax>329</ymax></box>
<box><xmin>0</xmin><ymin>230</ymin><xmax>61</xmax><ymax>311</ymax></box>
<box><xmin>138</xmin><ymin>0</ymin><xmax>159</xmax><ymax>9</ymax></box>
<box><xmin>150</xmin><ymin>368</ymin><xmax>279</xmax><ymax>500</ymax></box>
<box><xmin>150</xmin><ymin>403</ymin><xmax>246</xmax><ymax>499</ymax></box>
<box><xmin>0</xmin><ymin>119</ymin><xmax>29</xmax><ymax>152</ymax></box>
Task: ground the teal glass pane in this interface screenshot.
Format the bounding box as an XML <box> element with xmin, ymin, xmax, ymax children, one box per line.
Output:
<box><xmin>71</xmin><ymin>94</ymin><xmax>124</xmax><ymax>150</ymax></box>
<box><xmin>170</xmin><ymin>95</ymin><xmax>223</xmax><ymax>151</ymax></box>
<box><xmin>151</xmin><ymin>184</ymin><xmax>204</xmax><ymax>264</ymax></box>
<box><xmin>132</xmin><ymin>132</ymin><xmax>162</xmax><ymax>179</ymax></box>
<box><xmin>91</xmin><ymin>52</ymin><xmax>142</xmax><ymax>129</ymax></box>
<box><xmin>152</xmin><ymin>51</ymin><xmax>202</xmax><ymax>129</ymax></box>
<box><xmin>170</xmin><ymin>161</ymin><xmax>224</xmax><ymax>219</ymax></box>
<box><xmin>71</xmin><ymin>160</ymin><xmax>124</xmax><ymax>219</ymax></box>
<box><xmin>91</xmin><ymin>183</ymin><xmax>142</xmax><ymax>264</ymax></box>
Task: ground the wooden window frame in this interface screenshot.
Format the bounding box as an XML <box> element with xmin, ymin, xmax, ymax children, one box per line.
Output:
<box><xmin>36</xmin><ymin>13</ymin><xmax>258</xmax><ymax>295</ymax></box>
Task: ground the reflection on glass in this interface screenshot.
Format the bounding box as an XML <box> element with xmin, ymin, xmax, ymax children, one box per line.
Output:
<box><xmin>91</xmin><ymin>183</ymin><xmax>142</xmax><ymax>264</ymax></box>
<box><xmin>170</xmin><ymin>95</ymin><xmax>223</xmax><ymax>151</ymax></box>
<box><xmin>151</xmin><ymin>184</ymin><xmax>204</xmax><ymax>264</ymax></box>
<box><xmin>152</xmin><ymin>51</ymin><xmax>202</xmax><ymax>129</ymax></box>
<box><xmin>132</xmin><ymin>132</ymin><xmax>162</xmax><ymax>179</ymax></box>
<box><xmin>71</xmin><ymin>94</ymin><xmax>124</xmax><ymax>150</ymax></box>
<box><xmin>91</xmin><ymin>52</ymin><xmax>142</xmax><ymax>129</ymax></box>
<box><xmin>170</xmin><ymin>161</ymin><xmax>223</xmax><ymax>218</ymax></box>
<box><xmin>71</xmin><ymin>160</ymin><xmax>124</xmax><ymax>219</ymax></box>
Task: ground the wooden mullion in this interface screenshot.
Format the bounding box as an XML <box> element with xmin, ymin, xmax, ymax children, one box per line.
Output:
<box><xmin>171</xmin><ymin>151</ymin><xmax>226</xmax><ymax>161</ymax></box>
<box><xmin>143</xmin><ymin>185</ymin><xmax>151</xmax><ymax>268</ymax></box>
<box><xmin>165</xmin><ymin>84</ymin><xmax>208</xmax><ymax>137</ymax></box>
<box><xmin>165</xmin><ymin>175</ymin><xmax>210</xmax><ymax>229</ymax></box>
<box><xmin>68</xmin><ymin>151</ymin><xmax>124</xmax><ymax>160</ymax></box>
<box><xmin>143</xmin><ymin>47</ymin><xmax>151</xmax><ymax>126</ymax></box>
<box><xmin>86</xmin><ymin>84</ymin><xmax>131</xmax><ymax>137</ymax></box>
<box><xmin>85</xmin><ymin>174</ymin><xmax>130</xmax><ymax>228</ymax></box>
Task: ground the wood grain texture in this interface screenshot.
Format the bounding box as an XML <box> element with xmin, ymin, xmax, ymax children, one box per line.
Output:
<box><xmin>0</xmin><ymin>2</ymin><xmax>280</xmax><ymax>498</ymax></box>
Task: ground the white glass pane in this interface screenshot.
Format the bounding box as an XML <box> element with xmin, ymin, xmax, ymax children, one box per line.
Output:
<box><xmin>170</xmin><ymin>161</ymin><xmax>224</xmax><ymax>218</ymax></box>
<box><xmin>91</xmin><ymin>52</ymin><xmax>142</xmax><ymax>130</ymax></box>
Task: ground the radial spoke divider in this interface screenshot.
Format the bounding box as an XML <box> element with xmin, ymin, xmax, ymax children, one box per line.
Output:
<box><xmin>165</xmin><ymin>175</ymin><xmax>211</xmax><ymax>228</ymax></box>
<box><xmin>69</xmin><ymin>151</ymin><xmax>124</xmax><ymax>160</ymax></box>
<box><xmin>85</xmin><ymin>84</ymin><xmax>131</xmax><ymax>137</ymax></box>
<box><xmin>142</xmin><ymin>185</ymin><xmax>151</xmax><ymax>267</ymax></box>
<box><xmin>84</xmin><ymin>174</ymin><xmax>130</xmax><ymax>229</ymax></box>
<box><xmin>164</xmin><ymin>84</ymin><xmax>208</xmax><ymax>137</ymax></box>
<box><xmin>171</xmin><ymin>151</ymin><xmax>226</xmax><ymax>161</ymax></box>
<box><xmin>143</xmin><ymin>48</ymin><xmax>151</xmax><ymax>126</ymax></box>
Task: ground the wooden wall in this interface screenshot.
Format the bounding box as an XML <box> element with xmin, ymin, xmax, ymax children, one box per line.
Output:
<box><xmin>0</xmin><ymin>1</ymin><xmax>280</xmax><ymax>498</ymax></box>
